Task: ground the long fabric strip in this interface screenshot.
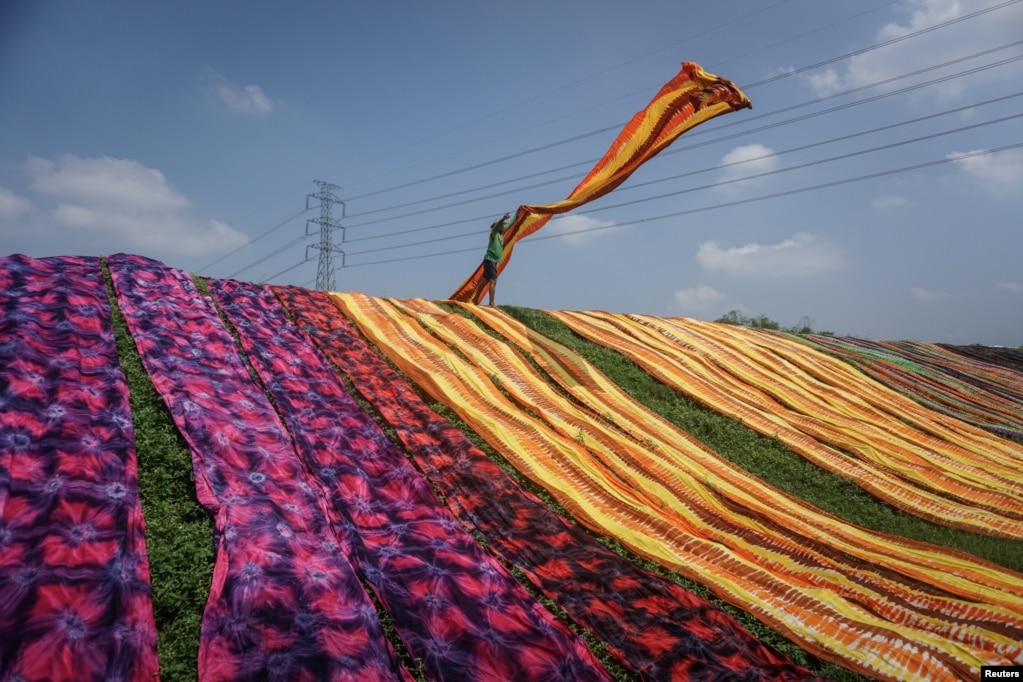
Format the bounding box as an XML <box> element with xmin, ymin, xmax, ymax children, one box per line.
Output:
<box><xmin>274</xmin><ymin>285</ymin><xmax>825</xmax><ymax>682</ymax></box>
<box><xmin>449</xmin><ymin>61</ymin><xmax>750</xmax><ymax>303</ymax></box>
<box><xmin>633</xmin><ymin>317</ymin><xmax>1023</xmax><ymax>504</ymax></box>
<box><xmin>106</xmin><ymin>255</ymin><xmax>411</xmax><ymax>682</ymax></box>
<box><xmin>435</xmin><ymin>302</ymin><xmax>1023</xmax><ymax>613</ymax></box>
<box><xmin>674</xmin><ymin>321</ymin><xmax>1023</xmax><ymax>464</ymax></box>
<box><xmin>460</xmin><ymin>305</ymin><xmax>1017</xmax><ymax>581</ymax></box>
<box><xmin>794</xmin><ymin>334</ymin><xmax>1023</xmax><ymax>440</ymax></box>
<box><xmin>0</xmin><ymin>255</ymin><xmax>159</xmax><ymax>681</ymax></box>
<box><xmin>404</xmin><ymin>302</ymin><xmax>1023</xmax><ymax>649</ymax></box>
<box><xmin>549</xmin><ymin>310</ymin><xmax>1023</xmax><ymax>538</ymax></box>
<box><xmin>210</xmin><ymin>278</ymin><xmax>611</xmax><ymax>682</ymax></box>
<box><xmin>941</xmin><ymin>343</ymin><xmax>1023</xmax><ymax>375</ymax></box>
<box><xmin>330</xmin><ymin>292</ymin><xmax>1023</xmax><ymax>682</ymax></box>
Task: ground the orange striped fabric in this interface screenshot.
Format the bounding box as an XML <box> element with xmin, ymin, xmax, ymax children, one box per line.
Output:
<box><xmin>790</xmin><ymin>333</ymin><xmax>1023</xmax><ymax>439</ymax></box>
<box><xmin>549</xmin><ymin>310</ymin><xmax>1023</xmax><ymax>538</ymax></box>
<box><xmin>329</xmin><ymin>292</ymin><xmax>1023</xmax><ymax>682</ymax></box>
<box><xmin>448</xmin><ymin>62</ymin><xmax>750</xmax><ymax>303</ymax></box>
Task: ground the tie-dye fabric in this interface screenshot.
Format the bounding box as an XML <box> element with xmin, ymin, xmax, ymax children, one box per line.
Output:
<box><xmin>274</xmin><ymin>285</ymin><xmax>827</xmax><ymax>682</ymax></box>
<box><xmin>0</xmin><ymin>254</ymin><xmax>159</xmax><ymax>681</ymax></box>
<box><xmin>106</xmin><ymin>254</ymin><xmax>411</xmax><ymax>682</ymax></box>
<box><xmin>210</xmin><ymin>277</ymin><xmax>612</xmax><ymax>682</ymax></box>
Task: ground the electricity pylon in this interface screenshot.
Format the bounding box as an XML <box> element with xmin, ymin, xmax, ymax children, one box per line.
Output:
<box><xmin>305</xmin><ymin>180</ymin><xmax>345</xmax><ymax>291</ymax></box>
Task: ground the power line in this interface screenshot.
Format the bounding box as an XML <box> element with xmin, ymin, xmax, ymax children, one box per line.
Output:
<box><xmin>229</xmin><ymin>62</ymin><xmax>1022</xmax><ymax>281</ymax></box>
<box><xmin>329</xmin><ymin>0</ymin><xmax>799</xmax><ymax>196</ymax></box>
<box><xmin>226</xmin><ymin>233</ymin><xmax>310</xmax><ymax>279</ymax></box>
<box><xmin>223</xmin><ymin>10</ymin><xmax>1023</xmax><ymax>284</ymax></box>
<box><xmin>338</xmin><ymin>53</ymin><xmax>1023</xmax><ymax>241</ymax></box>
<box><xmin>742</xmin><ymin>0</ymin><xmax>1022</xmax><ymax>89</ymax></box>
<box><xmin>196</xmin><ymin>208</ymin><xmax>310</xmax><ymax>274</ymax></box>
<box><xmin>322</xmin><ymin>143</ymin><xmax>1023</xmax><ymax>272</ymax></box>
<box><xmin>334</xmin><ymin>114</ymin><xmax>1023</xmax><ymax>260</ymax></box>
<box><xmin>336</xmin><ymin>1</ymin><xmax>1021</xmax><ymax>206</ymax></box>
<box><xmin>340</xmin><ymin>42</ymin><xmax>1023</xmax><ymax>230</ymax></box>
<box><xmin>262</xmin><ymin>258</ymin><xmax>312</xmax><ymax>284</ymax></box>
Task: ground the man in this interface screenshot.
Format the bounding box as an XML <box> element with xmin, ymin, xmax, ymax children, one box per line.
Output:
<box><xmin>481</xmin><ymin>212</ymin><xmax>513</xmax><ymax>306</ymax></box>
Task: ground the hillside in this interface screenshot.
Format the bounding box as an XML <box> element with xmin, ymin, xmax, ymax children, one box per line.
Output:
<box><xmin>2</xmin><ymin>252</ymin><xmax>1022</xmax><ymax>681</ymax></box>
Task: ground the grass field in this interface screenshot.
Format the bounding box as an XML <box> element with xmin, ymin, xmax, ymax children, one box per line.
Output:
<box><xmin>103</xmin><ymin>271</ymin><xmax>1023</xmax><ymax>681</ymax></box>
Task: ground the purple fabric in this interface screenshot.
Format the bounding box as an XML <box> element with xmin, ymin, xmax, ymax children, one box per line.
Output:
<box><xmin>106</xmin><ymin>254</ymin><xmax>410</xmax><ymax>682</ymax></box>
<box><xmin>0</xmin><ymin>254</ymin><xmax>159</xmax><ymax>681</ymax></box>
<box><xmin>210</xmin><ymin>277</ymin><xmax>612</xmax><ymax>682</ymax></box>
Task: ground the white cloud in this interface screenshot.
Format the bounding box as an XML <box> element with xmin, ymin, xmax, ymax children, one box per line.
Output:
<box><xmin>946</xmin><ymin>148</ymin><xmax>1023</xmax><ymax>198</ymax></box>
<box><xmin>911</xmin><ymin>286</ymin><xmax>954</xmax><ymax>302</ymax></box>
<box><xmin>206</xmin><ymin>71</ymin><xmax>273</xmax><ymax>114</ymax></box>
<box><xmin>806</xmin><ymin>68</ymin><xmax>841</xmax><ymax>96</ymax></box>
<box><xmin>804</xmin><ymin>0</ymin><xmax>1023</xmax><ymax>100</ymax></box>
<box><xmin>716</xmin><ymin>144</ymin><xmax>779</xmax><ymax>187</ymax></box>
<box><xmin>0</xmin><ymin>186</ymin><xmax>33</xmax><ymax>220</ymax></box>
<box><xmin>25</xmin><ymin>154</ymin><xmax>248</xmax><ymax>258</ymax></box>
<box><xmin>767</xmin><ymin>66</ymin><xmax>796</xmax><ymax>79</ymax></box>
<box><xmin>871</xmin><ymin>194</ymin><xmax>912</xmax><ymax>209</ymax></box>
<box><xmin>696</xmin><ymin>232</ymin><xmax>846</xmax><ymax>278</ymax></box>
<box><xmin>29</xmin><ymin>155</ymin><xmax>190</xmax><ymax>211</ymax></box>
<box><xmin>671</xmin><ymin>284</ymin><xmax>726</xmax><ymax>313</ymax></box>
<box><xmin>545</xmin><ymin>214</ymin><xmax>616</xmax><ymax>245</ymax></box>
<box><xmin>996</xmin><ymin>281</ymin><xmax>1023</xmax><ymax>294</ymax></box>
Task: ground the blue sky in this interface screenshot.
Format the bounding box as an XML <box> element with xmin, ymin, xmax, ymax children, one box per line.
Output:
<box><xmin>2</xmin><ymin>0</ymin><xmax>1021</xmax><ymax>345</ymax></box>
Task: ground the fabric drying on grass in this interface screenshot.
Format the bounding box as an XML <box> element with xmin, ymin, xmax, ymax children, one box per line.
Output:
<box><xmin>274</xmin><ymin>285</ymin><xmax>824</xmax><ymax>682</ymax></box>
<box><xmin>0</xmin><ymin>254</ymin><xmax>158</xmax><ymax>681</ymax></box>
<box><xmin>106</xmin><ymin>254</ymin><xmax>412</xmax><ymax>682</ymax></box>
<box><xmin>794</xmin><ymin>334</ymin><xmax>1023</xmax><ymax>441</ymax></box>
<box><xmin>330</xmin><ymin>292</ymin><xmax>1023</xmax><ymax>682</ymax></box>
<box><xmin>940</xmin><ymin>343</ymin><xmax>1023</xmax><ymax>375</ymax></box>
<box><xmin>210</xmin><ymin>278</ymin><xmax>611</xmax><ymax>682</ymax></box>
<box><xmin>550</xmin><ymin>310</ymin><xmax>1023</xmax><ymax>539</ymax></box>
<box><xmin>641</xmin><ymin>315</ymin><xmax>1023</xmax><ymax>525</ymax></box>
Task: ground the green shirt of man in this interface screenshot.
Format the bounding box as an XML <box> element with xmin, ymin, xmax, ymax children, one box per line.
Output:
<box><xmin>481</xmin><ymin>212</ymin><xmax>513</xmax><ymax>306</ymax></box>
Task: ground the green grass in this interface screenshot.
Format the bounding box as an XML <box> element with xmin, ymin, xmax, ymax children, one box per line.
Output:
<box><xmin>104</xmin><ymin>262</ymin><xmax>214</xmax><ymax>681</ymax></box>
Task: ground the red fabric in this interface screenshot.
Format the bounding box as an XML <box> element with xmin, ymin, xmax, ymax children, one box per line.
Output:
<box><xmin>0</xmin><ymin>254</ymin><xmax>159</xmax><ymax>681</ymax></box>
<box><xmin>212</xmin><ymin>277</ymin><xmax>613</xmax><ymax>682</ymax></box>
<box><xmin>107</xmin><ymin>254</ymin><xmax>411</xmax><ymax>682</ymax></box>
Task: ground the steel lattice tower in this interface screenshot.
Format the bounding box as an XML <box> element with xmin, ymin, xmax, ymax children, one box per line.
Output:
<box><xmin>305</xmin><ymin>180</ymin><xmax>346</xmax><ymax>291</ymax></box>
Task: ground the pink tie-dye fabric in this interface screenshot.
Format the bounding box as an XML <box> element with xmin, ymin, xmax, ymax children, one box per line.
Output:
<box><xmin>106</xmin><ymin>254</ymin><xmax>411</xmax><ymax>682</ymax></box>
<box><xmin>210</xmin><ymin>277</ymin><xmax>612</xmax><ymax>682</ymax></box>
<box><xmin>0</xmin><ymin>254</ymin><xmax>159</xmax><ymax>681</ymax></box>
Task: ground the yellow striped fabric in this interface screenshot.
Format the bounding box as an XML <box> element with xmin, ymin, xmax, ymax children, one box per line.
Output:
<box><xmin>329</xmin><ymin>292</ymin><xmax>1023</xmax><ymax>682</ymax></box>
<box><xmin>548</xmin><ymin>309</ymin><xmax>1023</xmax><ymax>538</ymax></box>
<box><xmin>792</xmin><ymin>334</ymin><xmax>1023</xmax><ymax>439</ymax></box>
